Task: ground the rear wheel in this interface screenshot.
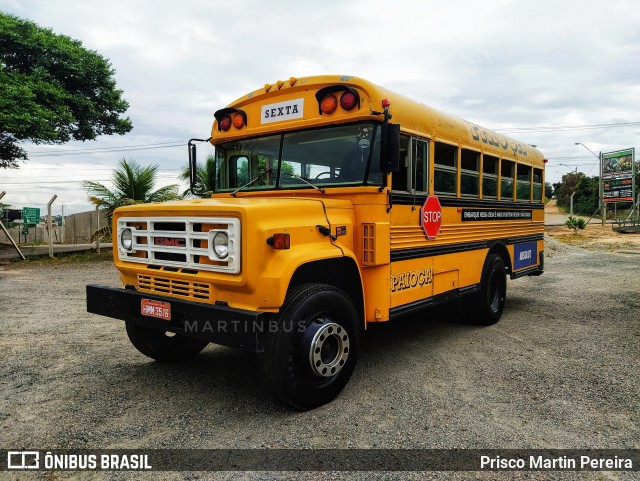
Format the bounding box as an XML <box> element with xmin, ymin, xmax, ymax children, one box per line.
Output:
<box><xmin>461</xmin><ymin>253</ymin><xmax>507</xmax><ymax>325</ymax></box>
<box><xmin>261</xmin><ymin>283</ymin><xmax>360</xmax><ymax>410</ymax></box>
<box><xmin>125</xmin><ymin>322</ymin><xmax>209</xmax><ymax>362</ymax></box>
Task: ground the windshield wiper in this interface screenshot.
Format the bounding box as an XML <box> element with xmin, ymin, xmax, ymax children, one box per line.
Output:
<box><xmin>231</xmin><ymin>169</ymin><xmax>273</xmax><ymax>197</ymax></box>
<box><xmin>281</xmin><ymin>172</ymin><xmax>325</xmax><ymax>194</ymax></box>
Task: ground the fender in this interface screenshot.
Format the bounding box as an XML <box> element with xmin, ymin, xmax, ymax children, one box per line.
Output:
<box><xmin>253</xmin><ymin>197</ymin><xmax>363</xmax><ymax>311</ymax></box>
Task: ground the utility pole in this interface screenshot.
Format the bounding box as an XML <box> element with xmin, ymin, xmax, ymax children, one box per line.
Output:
<box><xmin>575</xmin><ymin>143</ymin><xmax>605</xmax><ymax>225</ymax></box>
<box><xmin>600</xmin><ymin>150</ymin><xmax>605</xmax><ymax>225</ymax></box>
<box><xmin>559</xmin><ymin>163</ymin><xmax>578</xmax><ymax>174</ymax></box>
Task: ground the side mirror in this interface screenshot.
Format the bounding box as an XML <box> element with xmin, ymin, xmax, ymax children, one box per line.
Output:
<box><xmin>188</xmin><ymin>138</ymin><xmax>211</xmax><ymax>195</ymax></box>
<box><xmin>380</xmin><ymin>123</ymin><xmax>400</xmax><ymax>173</ymax></box>
<box><xmin>188</xmin><ymin>142</ymin><xmax>197</xmax><ymax>190</ymax></box>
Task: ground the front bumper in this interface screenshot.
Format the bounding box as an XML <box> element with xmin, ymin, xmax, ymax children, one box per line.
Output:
<box><xmin>87</xmin><ymin>284</ymin><xmax>267</xmax><ymax>353</ymax></box>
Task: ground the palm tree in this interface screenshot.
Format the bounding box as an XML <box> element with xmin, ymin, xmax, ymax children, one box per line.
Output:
<box><xmin>84</xmin><ymin>158</ymin><xmax>182</xmax><ymax>223</ymax></box>
<box><xmin>180</xmin><ymin>154</ymin><xmax>297</xmax><ymax>195</ymax></box>
<box><xmin>180</xmin><ymin>154</ymin><xmax>216</xmax><ymax>196</ymax></box>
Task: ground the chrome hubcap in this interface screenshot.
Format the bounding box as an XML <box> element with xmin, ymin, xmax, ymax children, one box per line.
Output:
<box><xmin>308</xmin><ymin>322</ymin><xmax>350</xmax><ymax>377</ymax></box>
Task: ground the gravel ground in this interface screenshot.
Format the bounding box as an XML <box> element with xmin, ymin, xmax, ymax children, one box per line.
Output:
<box><xmin>0</xmin><ymin>238</ymin><xmax>639</xmax><ymax>481</ymax></box>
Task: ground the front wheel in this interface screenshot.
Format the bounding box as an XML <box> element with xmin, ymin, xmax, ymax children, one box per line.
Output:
<box><xmin>461</xmin><ymin>253</ymin><xmax>507</xmax><ymax>326</ymax></box>
<box><xmin>261</xmin><ymin>284</ymin><xmax>360</xmax><ymax>410</ymax></box>
<box><xmin>125</xmin><ymin>322</ymin><xmax>209</xmax><ymax>363</ymax></box>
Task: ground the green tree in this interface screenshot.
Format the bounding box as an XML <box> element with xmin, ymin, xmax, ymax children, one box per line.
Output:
<box><xmin>555</xmin><ymin>173</ymin><xmax>581</xmax><ymax>210</ymax></box>
<box><xmin>573</xmin><ymin>175</ymin><xmax>599</xmax><ymax>216</ymax></box>
<box><xmin>0</xmin><ymin>13</ymin><xmax>132</xmax><ymax>168</ymax></box>
<box><xmin>84</xmin><ymin>158</ymin><xmax>181</xmax><ymax>222</ymax></box>
<box><xmin>555</xmin><ymin>172</ymin><xmax>600</xmax><ymax>216</ymax></box>
<box><xmin>181</xmin><ymin>155</ymin><xmax>297</xmax><ymax>195</ymax></box>
<box><xmin>545</xmin><ymin>182</ymin><xmax>553</xmax><ymax>199</ymax></box>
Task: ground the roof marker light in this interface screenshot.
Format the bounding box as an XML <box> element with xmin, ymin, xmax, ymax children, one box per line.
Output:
<box><xmin>232</xmin><ymin>114</ymin><xmax>245</xmax><ymax>129</ymax></box>
<box><xmin>214</xmin><ymin>107</ymin><xmax>248</xmax><ymax>131</ymax></box>
<box><xmin>320</xmin><ymin>94</ymin><xmax>338</xmax><ymax>115</ymax></box>
<box><xmin>315</xmin><ymin>85</ymin><xmax>361</xmax><ymax>115</ymax></box>
<box><xmin>219</xmin><ymin>116</ymin><xmax>232</xmax><ymax>131</ymax></box>
<box><xmin>340</xmin><ymin>92</ymin><xmax>358</xmax><ymax>111</ymax></box>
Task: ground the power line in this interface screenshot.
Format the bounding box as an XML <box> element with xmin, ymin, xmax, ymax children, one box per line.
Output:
<box><xmin>497</xmin><ymin>121</ymin><xmax>640</xmax><ymax>133</ymax></box>
<box><xmin>28</xmin><ymin>140</ymin><xmax>187</xmax><ymax>155</ymax></box>
<box><xmin>2</xmin><ymin>172</ymin><xmax>183</xmax><ymax>182</ymax></box>
<box><xmin>28</xmin><ymin>142</ymin><xmax>188</xmax><ymax>157</ymax></box>
<box><xmin>3</xmin><ymin>171</ymin><xmax>183</xmax><ymax>179</ymax></box>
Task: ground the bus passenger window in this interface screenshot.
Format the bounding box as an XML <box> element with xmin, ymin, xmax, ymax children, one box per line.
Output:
<box><xmin>500</xmin><ymin>160</ymin><xmax>515</xmax><ymax>200</ymax></box>
<box><xmin>392</xmin><ymin>135</ymin><xmax>411</xmax><ymax>191</ymax></box>
<box><xmin>413</xmin><ymin>139</ymin><xmax>429</xmax><ymax>193</ymax></box>
<box><xmin>482</xmin><ymin>155</ymin><xmax>499</xmax><ymax>198</ymax></box>
<box><xmin>533</xmin><ymin>168</ymin><xmax>543</xmax><ymax>201</ymax></box>
<box><xmin>516</xmin><ymin>164</ymin><xmax>532</xmax><ymax>201</ymax></box>
<box><xmin>460</xmin><ymin>149</ymin><xmax>479</xmax><ymax>197</ymax></box>
<box><xmin>434</xmin><ymin>142</ymin><xmax>457</xmax><ymax>196</ymax></box>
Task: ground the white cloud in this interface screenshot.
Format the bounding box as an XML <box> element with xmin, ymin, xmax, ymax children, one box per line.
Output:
<box><xmin>2</xmin><ymin>0</ymin><xmax>639</xmax><ymax>206</ymax></box>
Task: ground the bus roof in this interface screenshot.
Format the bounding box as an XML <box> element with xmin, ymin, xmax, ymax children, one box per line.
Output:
<box><xmin>213</xmin><ymin>75</ymin><xmax>545</xmax><ymax>167</ymax></box>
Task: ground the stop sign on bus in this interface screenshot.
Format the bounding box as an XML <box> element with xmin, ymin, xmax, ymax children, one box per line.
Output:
<box><xmin>421</xmin><ymin>195</ymin><xmax>442</xmax><ymax>239</ymax></box>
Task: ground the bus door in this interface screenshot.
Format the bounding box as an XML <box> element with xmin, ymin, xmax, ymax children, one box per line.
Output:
<box><xmin>390</xmin><ymin>136</ymin><xmax>434</xmax><ymax>311</ymax></box>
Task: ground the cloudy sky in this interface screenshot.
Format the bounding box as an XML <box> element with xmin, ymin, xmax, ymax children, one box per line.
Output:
<box><xmin>2</xmin><ymin>0</ymin><xmax>639</xmax><ymax>207</ymax></box>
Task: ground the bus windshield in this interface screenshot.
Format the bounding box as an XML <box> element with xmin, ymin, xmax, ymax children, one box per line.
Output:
<box><xmin>214</xmin><ymin>122</ymin><xmax>382</xmax><ymax>192</ymax></box>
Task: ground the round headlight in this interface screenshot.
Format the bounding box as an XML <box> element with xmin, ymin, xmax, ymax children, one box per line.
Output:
<box><xmin>213</xmin><ymin>232</ymin><xmax>229</xmax><ymax>259</ymax></box>
<box><xmin>120</xmin><ymin>229</ymin><xmax>133</xmax><ymax>251</ymax></box>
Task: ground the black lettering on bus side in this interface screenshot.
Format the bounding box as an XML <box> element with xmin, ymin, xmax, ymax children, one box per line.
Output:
<box><xmin>471</xmin><ymin>124</ymin><xmax>480</xmax><ymax>141</ymax></box>
<box><xmin>498</xmin><ymin>133</ymin><xmax>509</xmax><ymax>150</ymax></box>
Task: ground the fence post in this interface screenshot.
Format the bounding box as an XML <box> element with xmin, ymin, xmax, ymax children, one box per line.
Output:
<box><xmin>61</xmin><ymin>205</ymin><xmax>65</xmax><ymax>243</ymax></box>
<box><xmin>47</xmin><ymin>195</ymin><xmax>58</xmax><ymax>258</ymax></box>
<box><xmin>95</xmin><ymin>204</ymin><xmax>100</xmax><ymax>253</ymax></box>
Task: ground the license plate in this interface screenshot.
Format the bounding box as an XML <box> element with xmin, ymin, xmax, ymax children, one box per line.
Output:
<box><xmin>141</xmin><ymin>299</ymin><xmax>171</xmax><ymax>321</ymax></box>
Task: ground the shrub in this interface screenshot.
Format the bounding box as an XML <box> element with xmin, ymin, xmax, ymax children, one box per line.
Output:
<box><xmin>565</xmin><ymin>216</ymin><xmax>586</xmax><ymax>234</ymax></box>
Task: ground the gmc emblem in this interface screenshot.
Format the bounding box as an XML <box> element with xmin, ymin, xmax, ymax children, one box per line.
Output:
<box><xmin>154</xmin><ymin>237</ymin><xmax>186</xmax><ymax>247</ymax></box>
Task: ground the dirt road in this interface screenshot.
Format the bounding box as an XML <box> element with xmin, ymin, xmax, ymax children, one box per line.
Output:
<box><xmin>1</xmin><ymin>238</ymin><xmax>639</xmax><ymax>480</ymax></box>
<box><xmin>544</xmin><ymin>199</ymin><xmax>589</xmax><ymax>226</ymax></box>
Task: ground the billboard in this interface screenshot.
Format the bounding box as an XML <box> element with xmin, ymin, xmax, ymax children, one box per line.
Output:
<box><xmin>602</xmin><ymin>148</ymin><xmax>635</xmax><ymax>203</ymax></box>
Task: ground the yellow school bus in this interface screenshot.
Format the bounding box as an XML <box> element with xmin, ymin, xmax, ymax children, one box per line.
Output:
<box><xmin>87</xmin><ymin>75</ymin><xmax>545</xmax><ymax>409</ymax></box>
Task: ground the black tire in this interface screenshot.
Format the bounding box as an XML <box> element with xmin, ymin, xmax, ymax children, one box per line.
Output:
<box><xmin>125</xmin><ymin>322</ymin><xmax>208</xmax><ymax>363</ymax></box>
<box><xmin>261</xmin><ymin>283</ymin><xmax>360</xmax><ymax>410</ymax></box>
<box><xmin>461</xmin><ymin>253</ymin><xmax>507</xmax><ymax>326</ymax></box>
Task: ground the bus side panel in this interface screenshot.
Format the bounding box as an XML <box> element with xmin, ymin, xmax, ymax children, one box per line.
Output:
<box><xmin>432</xmin><ymin>249</ymin><xmax>486</xmax><ymax>296</ymax></box>
<box><xmin>361</xmin><ymin>265</ymin><xmax>392</xmax><ymax>322</ymax></box>
<box><xmin>390</xmin><ymin>258</ymin><xmax>434</xmax><ymax>309</ymax></box>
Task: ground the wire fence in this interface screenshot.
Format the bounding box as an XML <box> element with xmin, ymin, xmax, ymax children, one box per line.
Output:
<box><xmin>0</xmin><ymin>201</ymin><xmax>109</xmax><ymax>248</ymax></box>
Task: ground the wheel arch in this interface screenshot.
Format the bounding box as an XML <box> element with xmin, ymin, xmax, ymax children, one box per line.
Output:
<box><xmin>487</xmin><ymin>241</ymin><xmax>512</xmax><ymax>276</ymax></box>
<box><xmin>288</xmin><ymin>257</ymin><xmax>365</xmax><ymax>330</ymax></box>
